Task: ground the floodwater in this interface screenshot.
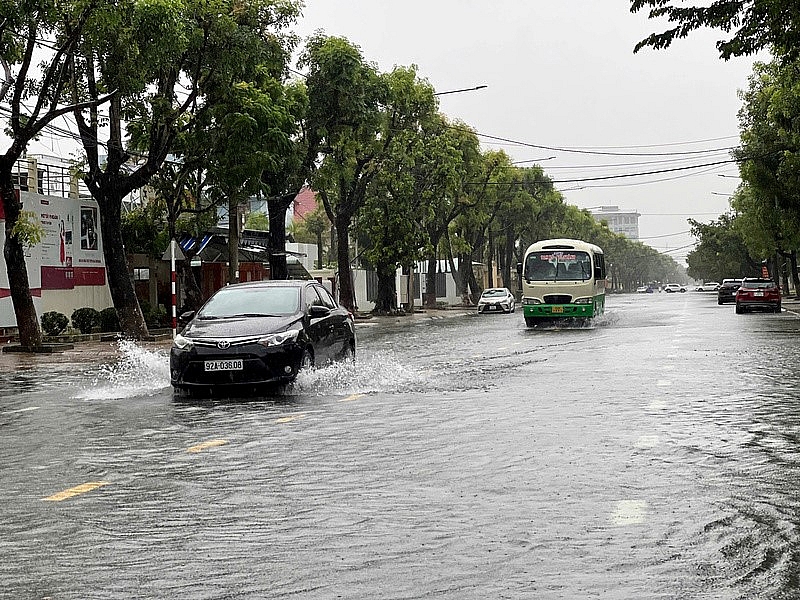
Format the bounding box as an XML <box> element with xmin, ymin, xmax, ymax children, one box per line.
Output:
<box><xmin>3</xmin><ymin>292</ymin><xmax>800</xmax><ymax>598</ymax></box>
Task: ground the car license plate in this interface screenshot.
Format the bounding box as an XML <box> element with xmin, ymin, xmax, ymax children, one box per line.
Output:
<box><xmin>755</xmin><ymin>291</ymin><xmax>764</xmax><ymax>297</ymax></box>
<box><xmin>551</xmin><ymin>306</ymin><xmax>564</xmax><ymax>314</ymax></box>
<box><xmin>204</xmin><ymin>359</ymin><xmax>243</xmax><ymax>372</ymax></box>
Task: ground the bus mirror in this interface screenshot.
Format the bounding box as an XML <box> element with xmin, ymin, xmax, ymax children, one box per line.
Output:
<box><xmin>594</xmin><ymin>266</ymin><xmax>602</xmax><ymax>279</ymax></box>
<box><xmin>516</xmin><ymin>262</ymin><xmax>522</xmax><ymax>275</ymax></box>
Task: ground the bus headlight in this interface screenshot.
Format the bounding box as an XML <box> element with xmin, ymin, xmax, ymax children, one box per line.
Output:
<box><xmin>574</xmin><ymin>297</ymin><xmax>593</xmax><ymax>304</ymax></box>
<box><xmin>522</xmin><ymin>297</ymin><xmax>542</xmax><ymax>305</ymax></box>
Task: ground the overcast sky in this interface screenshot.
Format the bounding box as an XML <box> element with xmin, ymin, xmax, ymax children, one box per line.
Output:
<box><xmin>293</xmin><ymin>1</ymin><xmax>765</xmax><ymax>264</ymax></box>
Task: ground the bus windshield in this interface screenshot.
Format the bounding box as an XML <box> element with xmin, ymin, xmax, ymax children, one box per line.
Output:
<box><xmin>525</xmin><ymin>250</ymin><xmax>592</xmax><ymax>281</ymax></box>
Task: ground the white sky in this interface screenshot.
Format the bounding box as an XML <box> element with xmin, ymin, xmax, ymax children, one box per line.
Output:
<box><xmin>293</xmin><ymin>0</ymin><xmax>765</xmax><ymax>264</ymax></box>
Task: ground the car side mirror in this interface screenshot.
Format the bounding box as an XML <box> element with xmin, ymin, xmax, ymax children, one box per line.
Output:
<box><xmin>179</xmin><ymin>310</ymin><xmax>195</xmax><ymax>323</ymax></box>
<box><xmin>309</xmin><ymin>305</ymin><xmax>331</xmax><ymax>318</ymax></box>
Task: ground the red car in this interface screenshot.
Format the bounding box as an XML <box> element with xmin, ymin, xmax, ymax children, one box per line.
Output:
<box><xmin>735</xmin><ymin>278</ymin><xmax>781</xmax><ymax>314</ymax></box>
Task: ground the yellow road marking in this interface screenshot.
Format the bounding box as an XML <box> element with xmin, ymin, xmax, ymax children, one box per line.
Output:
<box><xmin>339</xmin><ymin>394</ymin><xmax>365</xmax><ymax>403</ymax></box>
<box><xmin>275</xmin><ymin>414</ymin><xmax>304</xmax><ymax>424</ymax></box>
<box><xmin>43</xmin><ymin>481</ymin><xmax>110</xmax><ymax>502</ymax></box>
<box><xmin>186</xmin><ymin>439</ymin><xmax>228</xmax><ymax>453</ymax></box>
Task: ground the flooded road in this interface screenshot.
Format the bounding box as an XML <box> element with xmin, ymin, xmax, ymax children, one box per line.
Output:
<box><xmin>2</xmin><ymin>292</ymin><xmax>800</xmax><ymax>599</ymax></box>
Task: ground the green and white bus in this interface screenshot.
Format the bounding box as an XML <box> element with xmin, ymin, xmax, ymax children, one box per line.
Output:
<box><xmin>519</xmin><ymin>238</ymin><xmax>606</xmax><ymax>326</ymax></box>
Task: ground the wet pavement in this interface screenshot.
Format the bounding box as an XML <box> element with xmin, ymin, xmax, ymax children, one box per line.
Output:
<box><xmin>2</xmin><ymin>292</ymin><xmax>800</xmax><ymax>598</ymax></box>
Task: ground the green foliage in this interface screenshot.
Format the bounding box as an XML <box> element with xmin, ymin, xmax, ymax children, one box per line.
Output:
<box><xmin>40</xmin><ymin>311</ymin><xmax>69</xmax><ymax>336</ymax></box>
<box><xmin>630</xmin><ymin>0</ymin><xmax>800</xmax><ymax>59</ymax></box>
<box><xmin>71</xmin><ymin>308</ymin><xmax>101</xmax><ymax>334</ymax></box>
<box><xmin>99</xmin><ymin>308</ymin><xmax>120</xmax><ymax>333</ymax></box>
<box><xmin>244</xmin><ymin>211</ymin><xmax>270</xmax><ymax>231</ymax></box>
<box><xmin>140</xmin><ymin>301</ymin><xmax>168</xmax><ymax>328</ymax></box>
<box><xmin>10</xmin><ymin>211</ymin><xmax>44</xmax><ymax>248</ymax></box>
<box><xmin>686</xmin><ymin>215</ymin><xmax>758</xmax><ymax>281</ymax></box>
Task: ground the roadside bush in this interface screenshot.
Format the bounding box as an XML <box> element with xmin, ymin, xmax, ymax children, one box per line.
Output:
<box><xmin>99</xmin><ymin>307</ymin><xmax>120</xmax><ymax>333</ymax></box>
<box><xmin>41</xmin><ymin>311</ymin><xmax>68</xmax><ymax>336</ymax></box>
<box><xmin>140</xmin><ymin>301</ymin><xmax>168</xmax><ymax>328</ymax></box>
<box><xmin>71</xmin><ymin>307</ymin><xmax>100</xmax><ymax>334</ymax></box>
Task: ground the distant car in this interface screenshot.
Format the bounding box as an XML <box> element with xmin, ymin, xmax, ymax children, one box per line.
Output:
<box><xmin>477</xmin><ymin>287</ymin><xmax>515</xmax><ymax>314</ymax></box>
<box><xmin>695</xmin><ymin>282</ymin><xmax>720</xmax><ymax>292</ymax></box>
<box><xmin>636</xmin><ymin>285</ymin><xmax>654</xmax><ymax>294</ymax></box>
<box><xmin>717</xmin><ymin>279</ymin><xmax>743</xmax><ymax>305</ymax></box>
<box><xmin>663</xmin><ymin>283</ymin><xmax>686</xmax><ymax>293</ymax></box>
<box><xmin>735</xmin><ymin>278</ymin><xmax>781</xmax><ymax>314</ymax></box>
<box><xmin>170</xmin><ymin>280</ymin><xmax>356</xmax><ymax>396</ymax></box>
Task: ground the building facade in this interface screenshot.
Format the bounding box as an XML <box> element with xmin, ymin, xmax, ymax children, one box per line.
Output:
<box><xmin>590</xmin><ymin>205</ymin><xmax>641</xmax><ymax>239</ymax></box>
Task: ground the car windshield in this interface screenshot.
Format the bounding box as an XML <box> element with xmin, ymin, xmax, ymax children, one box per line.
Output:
<box><xmin>741</xmin><ymin>280</ymin><xmax>774</xmax><ymax>289</ymax></box>
<box><xmin>198</xmin><ymin>286</ymin><xmax>300</xmax><ymax>318</ymax></box>
<box><xmin>482</xmin><ymin>289</ymin><xmax>507</xmax><ymax>298</ymax></box>
<box><xmin>525</xmin><ymin>251</ymin><xmax>591</xmax><ymax>281</ymax></box>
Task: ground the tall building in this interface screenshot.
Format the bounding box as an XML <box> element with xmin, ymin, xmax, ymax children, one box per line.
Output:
<box><xmin>590</xmin><ymin>205</ymin><xmax>640</xmax><ymax>239</ymax></box>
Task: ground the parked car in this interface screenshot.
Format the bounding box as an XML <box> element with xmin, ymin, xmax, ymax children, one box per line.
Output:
<box><xmin>636</xmin><ymin>285</ymin><xmax>654</xmax><ymax>294</ymax></box>
<box><xmin>477</xmin><ymin>287</ymin><xmax>515</xmax><ymax>313</ymax></box>
<box><xmin>170</xmin><ymin>280</ymin><xmax>356</xmax><ymax>396</ymax></box>
<box><xmin>735</xmin><ymin>278</ymin><xmax>781</xmax><ymax>314</ymax></box>
<box><xmin>663</xmin><ymin>283</ymin><xmax>686</xmax><ymax>293</ymax></box>
<box><xmin>695</xmin><ymin>282</ymin><xmax>720</xmax><ymax>292</ymax></box>
<box><xmin>717</xmin><ymin>279</ymin><xmax>743</xmax><ymax>305</ymax></box>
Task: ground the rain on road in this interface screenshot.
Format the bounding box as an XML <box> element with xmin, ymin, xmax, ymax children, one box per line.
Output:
<box><xmin>2</xmin><ymin>291</ymin><xmax>800</xmax><ymax>599</ymax></box>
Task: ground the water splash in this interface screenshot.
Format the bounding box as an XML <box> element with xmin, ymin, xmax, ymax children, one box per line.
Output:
<box><xmin>286</xmin><ymin>350</ymin><xmax>422</xmax><ymax>396</ymax></box>
<box><xmin>77</xmin><ymin>340</ymin><xmax>171</xmax><ymax>400</ymax></box>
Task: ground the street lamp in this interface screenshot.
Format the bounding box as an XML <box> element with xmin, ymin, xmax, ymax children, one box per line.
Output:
<box><xmin>434</xmin><ymin>85</ymin><xmax>487</xmax><ymax>96</ymax></box>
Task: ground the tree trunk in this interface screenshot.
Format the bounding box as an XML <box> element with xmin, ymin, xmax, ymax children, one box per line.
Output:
<box><xmin>268</xmin><ymin>193</ymin><xmax>295</xmax><ymax>280</ymax></box>
<box><xmin>372</xmin><ymin>261</ymin><xmax>396</xmax><ymax>314</ymax></box>
<box><xmin>335</xmin><ymin>216</ymin><xmax>355</xmax><ymax>311</ymax></box>
<box><xmin>457</xmin><ymin>252</ymin><xmax>473</xmax><ymax>306</ymax></box>
<box><xmin>97</xmin><ymin>190</ymin><xmax>149</xmax><ymax>339</ymax></box>
<box><xmin>315</xmin><ymin>231</ymin><xmax>323</xmax><ymax>269</ymax></box>
<box><xmin>791</xmin><ymin>251</ymin><xmax>800</xmax><ymax>299</ymax></box>
<box><xmin>486</xmin><ymin>230</ymin><xmax>494</xmax><ymax>288</ymax></box>
<box><xmin>178</xmin><ymin>259</ymin><xmax>203</xmax><ymax>312</ymax></box>
<box><xmin>228</xmin><ymin>196</ymin><xmax>239</xmax><ymax>284</ymax></box>
<box><xmin>504</xmin><ymin>227</ymin><xmax>514</xmax><ymax>290</ymax></box>
<box><xmin>424</xmin><ymin>256</ymin><xmax>437</xmax><ymax>308</ymax></box>
<box><xmin>0</xmin><ymin>172</ymin><xmax>42</xmax><ymax>348</ymax></box>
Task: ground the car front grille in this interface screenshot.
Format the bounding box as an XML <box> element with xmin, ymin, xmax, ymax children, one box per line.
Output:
<box><xmin>544</xmin><ymin>294</ymin><xmax>572</xmax><ymax>304</ymax></box>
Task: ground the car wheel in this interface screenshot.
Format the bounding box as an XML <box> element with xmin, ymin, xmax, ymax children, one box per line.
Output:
<box><xmin>718</xmin><ymin>299</ymin><xmax>723</xmax><ymax>305</ymax></box>
<box><xmin>342</xmin><ymin>342</ymin><xmax>356</xmax><ymax>363</ymax></box>
<box><xmin>735</xmin><ymin>303</ymin><xmax>743</xmax><ymax>314</ymax></box>
<box><xmin>775</xmin><ymin>304</ymin><xmax>782</xmax><ymax>313</ymax></box>
<box><xmin>300</xmin><ymin>348</ymin><xmax>314</xmax><ymax>370</ymax></box>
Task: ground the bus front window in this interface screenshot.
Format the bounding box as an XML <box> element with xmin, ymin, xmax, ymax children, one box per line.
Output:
<box><xmin>525</xmin><ymin>251</ymin><xmax>592</xmax><ymax>281</ymax></box>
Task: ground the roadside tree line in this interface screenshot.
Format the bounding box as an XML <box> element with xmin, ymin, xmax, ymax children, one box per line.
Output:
<box><xmin>1</xmin><ymin>0</ymin><xmax>683</xmax><ymax>349</ymax></box>
<box><xmin>631</xmin><ymin>0</ymin><xmax>800</xmax><ymax>293</ymax></box>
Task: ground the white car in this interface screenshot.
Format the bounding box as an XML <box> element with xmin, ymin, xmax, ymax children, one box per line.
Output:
<box><xmin>663</xmin><ymin>283</ymin><xmax>686</xmax><ymax>293</ymax></box>
<box><xmin>695</xmin><ymin>282</ymin><xmax>720</xmax><ymax>292</ymax></box>
<box><xmin>477</xmin><ymin>287</ymin><xmax>515</xmax><ymax>314</ymax></box>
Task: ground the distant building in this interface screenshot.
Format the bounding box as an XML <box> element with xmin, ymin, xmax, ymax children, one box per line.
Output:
<box><xmin>590</xmin><ymin>205</ymin><xmax>640</xmax><ymax>239</ymax></box>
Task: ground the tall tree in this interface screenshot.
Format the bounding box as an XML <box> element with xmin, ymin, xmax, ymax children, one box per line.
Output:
<box><xmin>0</xmin><ymin>0</ymin><xmax>112</xmax><ymax>347</ymax></box>
<box><xmin>300</xmin><ymin>35</ymin><xmax>394</xmax><ymax>311</ymax></box>
<box><xmin>70</xmin><ymin>0</ymin><xmax>300</xmax><ymax>337</ymax></box>
<box><xmin>357</xmin><ymin>68</ymin><xmax>439</xmax><ymax>314</ymax></box>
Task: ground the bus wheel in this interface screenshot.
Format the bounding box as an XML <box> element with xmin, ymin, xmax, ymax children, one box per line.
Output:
<box><xmin>524</xmin><ymin>317</ymin><xmax>536</xmax><ymax>327</ymax></box>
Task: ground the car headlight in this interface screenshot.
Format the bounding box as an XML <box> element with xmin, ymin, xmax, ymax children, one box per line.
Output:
<box><xmin>522</xmin><ymin>297</ymin><xmax>541</xmax><ymax>305</ymax></box>
<box><xmin>574</xmin><ymin>297</ymin><xmax>592</xmax><ymax>304</ymax></box>
<box><xmin>173</xmin><ymin>334</ymin><xmax>194</xmax><ymax>349</ymax></box>
<box><xmin>258</xmin><ymin>329</ymin><xmax>300</xmax><ymax>347</ymax></box>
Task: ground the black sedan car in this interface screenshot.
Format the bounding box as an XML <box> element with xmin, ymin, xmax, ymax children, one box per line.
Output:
<box><xmin>717</xmin><ymin>279</ymin><xmax>742</xmax><ymax>305</ymax></box>
<box><xmin>170</xmin><ymin>280</ymin><xmax>355</xmax><ymax>395</ymax></box>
